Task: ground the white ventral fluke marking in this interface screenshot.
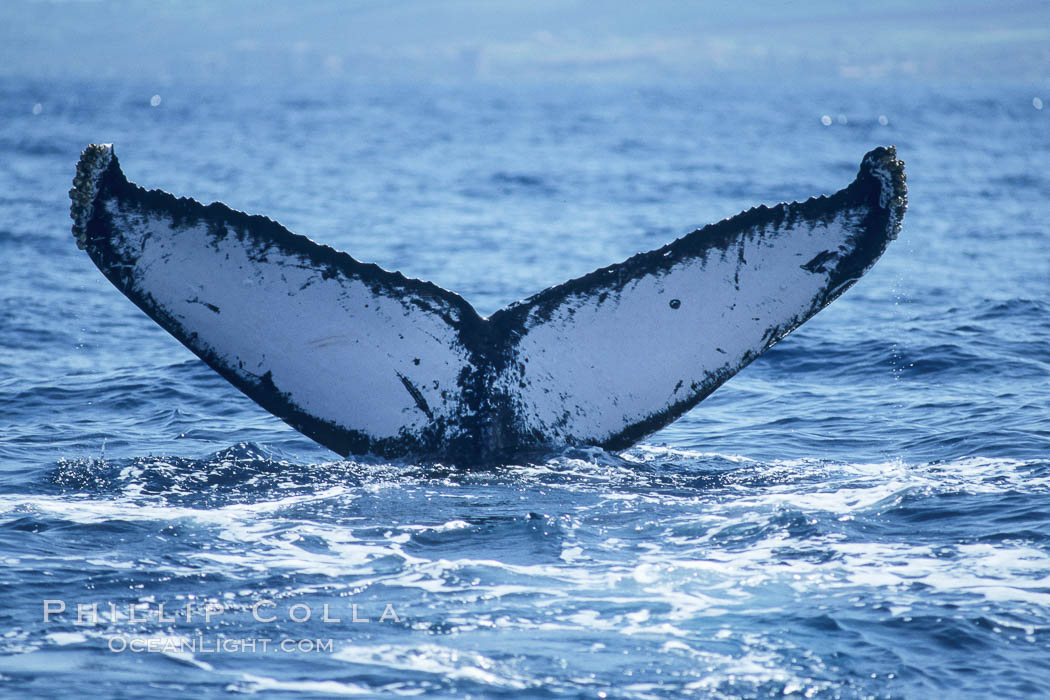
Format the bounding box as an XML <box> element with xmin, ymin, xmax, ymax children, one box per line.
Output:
<box><xmin>71</xmin><ymin>145</ymin><xmax>906</xmax><ymax>463</ymax></box>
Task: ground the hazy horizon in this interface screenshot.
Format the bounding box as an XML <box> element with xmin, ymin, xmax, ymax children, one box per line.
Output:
<box><xmin>3</xmin><ymin>0</ymin><xmax>1048</xmax><ymax>87</ymax></box>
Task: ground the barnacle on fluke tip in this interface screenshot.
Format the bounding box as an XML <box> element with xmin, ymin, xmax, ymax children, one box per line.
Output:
<box><xmin>69</xmin><ymin>143</ymin><xmax>114</xmax><ymax>249</ymax></box>
<box><xmin>70</xmin><ymin>145</ymin><xmax>905</xmax><ymax>464</ymax></box>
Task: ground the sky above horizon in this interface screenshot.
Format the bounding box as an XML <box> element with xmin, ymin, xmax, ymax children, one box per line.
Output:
<box><xmin>3</xmin><ymin>0</ymin><xmax>1048</xmax><ymax>87</ymax></box>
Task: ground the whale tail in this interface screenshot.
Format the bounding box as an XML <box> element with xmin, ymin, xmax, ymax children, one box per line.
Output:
<box><xmin>71</xmin><ymin>145</ymin><xmax>905</xmax><ymax>463</ymax></box>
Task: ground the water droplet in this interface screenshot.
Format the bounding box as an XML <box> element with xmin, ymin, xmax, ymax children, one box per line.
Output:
<box><xmin>878</xmin><ymin>114</ymin><xmax>889</xmax><ymax>125</ymax></box>
<box><xmin>149</xmin><ymin>94</ymin><xmax>162</xmax><ymax>107</ymax></box>
<box><xmin>669</xmin><ymin>298</ymin><xmax>681</xmax><ymax>309</ymax></box>
<box><xmin>820</xmin><ymin>115</ymin><xmax>832</xmax><ymax>126</ymax></box>
<box><xmin>31</xmin><ymin>103</ymin><xmax>42</xmax><ymax>116</ymax></box>
<box><xmin>1034</xmin><ymin>97</ymin><xmax>1044</xmax><ymax>110</ymax></box>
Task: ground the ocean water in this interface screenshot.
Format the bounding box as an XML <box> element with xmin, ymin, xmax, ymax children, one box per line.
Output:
<box><xmin>1</xmin><ymin>77</ymin><xmax>1049</xmax><ymax>698</ymax></box>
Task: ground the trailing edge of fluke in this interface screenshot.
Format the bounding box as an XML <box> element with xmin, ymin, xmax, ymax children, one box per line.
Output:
<box><xmin>70</xmin><ymin>145</ymin><xmax>906</xmax><ymax>464</ymax></box>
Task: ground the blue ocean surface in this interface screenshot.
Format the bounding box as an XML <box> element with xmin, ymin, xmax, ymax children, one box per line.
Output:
<box><xmin>1</xmin><ymin>73</ymin><xmax>1049</xmax><ymax>698</ymax></box>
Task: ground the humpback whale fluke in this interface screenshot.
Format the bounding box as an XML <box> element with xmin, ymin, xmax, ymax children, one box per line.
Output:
<box><xmin>70</xmin><ymin>145</ymin><xmax>906</xmax><ymax>464</ymax></box>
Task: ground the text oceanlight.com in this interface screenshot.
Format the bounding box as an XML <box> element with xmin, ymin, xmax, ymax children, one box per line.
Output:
<box><xmin>108</xmin><ymin>636</ymin><xmax>334</xmax><ymax>654</ymax></box>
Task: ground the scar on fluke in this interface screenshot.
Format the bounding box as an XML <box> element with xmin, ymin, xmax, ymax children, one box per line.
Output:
<box><xmin>802</xmin><ymin>249</ymin><xmax>838</xmax><ymax>274</ymax></box>
<box><xmin>186</xmin><ymin>297</ymin><xmax>221</xmax><ymax>314</ymax></box>
<box><xmin>397</xmin><ymin>372</ymin><xmax>435</xmax><ymax>421</ymax></box>
<box><xmin>71</xmin><ymin>144</ymin><xmax>905</xmax><ymax>463</ymax></box>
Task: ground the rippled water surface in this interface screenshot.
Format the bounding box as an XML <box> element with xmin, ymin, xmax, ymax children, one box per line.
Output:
<box><xmin>1</xmin><ymin>78</ymin><xmax>1049</xmax><ymax>698</ymax></box>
